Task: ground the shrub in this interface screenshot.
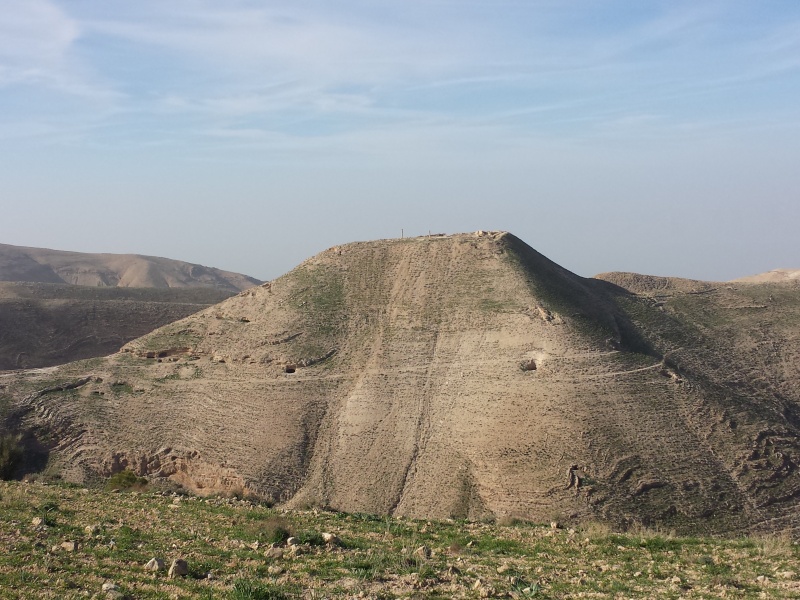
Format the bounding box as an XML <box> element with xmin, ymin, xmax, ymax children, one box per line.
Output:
<box><xmin>0</xmin><ymin>433</ymin><xmax>23</xmax><ymax>480</ymax></box>
<box><xmin>104</xmin><ymin>469</ymin><xmax>148</xmax><ymax>491</ymax></box>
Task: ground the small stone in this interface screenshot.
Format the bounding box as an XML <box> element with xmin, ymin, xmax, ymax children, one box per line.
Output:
<box><xmin>168</xmin><ymin>558</ymin><xmax>189</xmax><ymax>578</ymax></box>
<box><xmin>206</xmin><ymin>572</ymin><xmax>215</xmax><ymax>580</ymax></box>
<box><xmin>32</xmin><ymin>517</ymin><xmax>44</xmax><ymax>527</ymax></box>
<box><xmin>144</xmin><ymin>557</ymin><xmax>165</xmax><ymax>572</ymax></box>
<box><xmin>286</xmin><ymin>537</ymin><xmax>300</xmax><ymax>546</ymax></box>
<box><xmin>248</xmin><ymin>541</ymin><xmax>260</xmax><ymax>551</ymax></box>
<box><xmin>61</xmin><ymin>541</ymin><xmax>78</xmax><ymax>552</ymax></box>
<box><xmin>497</xmin><ymin>564</ymin><xmax>510</xmax><ymax>574</ymax></box>
<box><xmin>85</xmin><ymin>524</ymin><xmax>100</xmax><ymax>535</ymax></box>
<box><xmin>414</xmin><ymin>545</ymin><xmax>431</xmax><ymax>559</ymax></box>
<box><xmin>778</xmin><ymin>571</ymin><xmax>796</xmax><ymax>580</ymax></box>
<box><xmin>472</xmin><ymin>579</ymin><xmax>482</xmax><ymax>590</ymax></box>
<box><xmin>671</xmin><ymin>576</ymin><xmax>682</xmax><ymax>584</ymax></box>
<box><xmin>321</xmin><ymin>532</ymin><xmax>341</xmax><ymax>546</ymax></box>
<box><xmin>550</xmin><ymin>521</ymin><xmax>560</xmax><ymax>530</ymax></box>
<box><xmin>101</xmin><ymin>582</ymin><xmax>118</xmax><ymax>592</ymax></box>
<box><xmin>265</xmin><ymin>546</ymin><xmax>284</xmax><ymax>559</ymax></box>
<box><xmin>267</xmin><ymin>565</ymin><xmax>284</xmax><ymax>575</ymax></box>
<box><xmin>756</xmin><ymin>575</ymin><xmax>768</xmax><ymax>584</ymax></box>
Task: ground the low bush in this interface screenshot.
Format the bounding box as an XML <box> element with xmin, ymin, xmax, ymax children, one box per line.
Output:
<box><xmin>104</xmin><ymin>469</ymin><xmax>148</xmax><ymax>491</ymax></box>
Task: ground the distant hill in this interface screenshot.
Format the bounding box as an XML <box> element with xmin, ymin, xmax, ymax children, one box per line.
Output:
<box><xmin>0</xmin><ymin>282</ymin><xmax>235</xmax><ymax>370</ymax></box>
<box><xmin>732</xmin><ymin>269</ymin><xmax>800</xmax><ymax>284</ymax></box>
<box><xmin>0</xmin><ymin>243</ymin><xmax>261</xmax><ymax>293</ymax></box>
<box><xmin>3</xmin><ymin>231</ymin><xmax>799</xmax><ymax>536</ymax></box>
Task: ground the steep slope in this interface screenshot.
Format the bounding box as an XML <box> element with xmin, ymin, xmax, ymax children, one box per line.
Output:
<box><xmin>0</xmin><ymin>243</ymin><xmax>261</xmax><ymax>292</ymax></box>
<box><xmin>3</xmin><ymin>232</ymin><xmax>799</xmax><ymax>535</ymax></box>
<box><xmin>0</xmin><ymin>283</ymin><xmax>234</xmax><ymax>370</ymax></box>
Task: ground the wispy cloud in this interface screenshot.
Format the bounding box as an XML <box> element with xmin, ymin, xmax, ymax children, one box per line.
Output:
<box><xmin>2</xmin><ymin>0</ymin><xmax>800</xmax><ymax>152</ymax></box>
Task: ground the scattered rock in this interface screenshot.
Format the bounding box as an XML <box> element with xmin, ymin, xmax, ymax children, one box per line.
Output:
<box><xmin>472</xmin><ymin>578</ymin><xmax>482</xmax><ymax>590</ymax></box>
<box><xmin>144</xmin><ymin>557</ymin><xmax>165</xmax><ymax>572</ymax></box>
<box><xmin>671</xmin><ymin>576</ymin><xmax>682</xmax><ymax>584</ymax></box>
<box><xmin>31</xmin><ymin>517</ymin><xmax>43</xmax><ymax>527</ymax></box>
<box><xmin>101</xmin><ymin>582</ymin><xmax>118</xmax><ymax>592</ymax></box>
<box><xmin>286</xmin><ymin>537</ymin><xmax>300</xmax><ymax>546</ymax></box>
<box><xmin>497</xmin><ymin>564</ymin><xmax>510</xmax><ymax>574</ymax></box>
<box><xmin>267</xmin><ymin>565</ymin><xmax>284</xmax><ymax>575</ymax></box>
<box><xmin>322</xmin><ymin>532</ymin><xmax>341</xmax><ymax>546</ymax></box>
<box><xmin>84</xmin><ymin>524</ymin><xmax>100</xmax><ymax>535</ymax></box>
<box><xmin>265</xmin><ymin>546</ymin><xmax>284</xmax><ymax>559</ymax></box>
<box><xmin>61</xmin><ymin>541</ymin><xmax>78</xmax><ymax>552</ymax></box>
<box><xmin>168</xmin><ymin>558</ymin><xmax>189</xmax><ymax>578</ymax></box>
<box><xmin>550</xmin><ymin>521</ymin><xmax>560</xmax><ymax>530</ymax></box>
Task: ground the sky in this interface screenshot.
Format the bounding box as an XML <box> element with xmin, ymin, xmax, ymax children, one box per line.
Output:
<box><xmin>1</xmin><ymin>0</ymin><xmax>798</xmax><ymax>282</ymax></box>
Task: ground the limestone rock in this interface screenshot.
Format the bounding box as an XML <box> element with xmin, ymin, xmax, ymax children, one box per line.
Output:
<box><xmin>286</xmin><ymin>537</ymin><xmax>300</xmax><ymax>546</ymax></box>
<box><xmin>321</xmin><ymin>532</ymin><xmax>341</xmax><ymax>546</ymax></box>
<box><xmin>31</xmin><ymin>517</ymin><xmax>43</xmax><ymax>527</ymax></box>
<box><xmin>60</xmin><ymin>540</ymin><xmax>77</xmax><ymax>552</ymax></box>
<box><xmin>101</xmin><ymin>582</ymin><xmax>118</xmax><ymax>592</ymax></box>
<box><xmin>144</xmin><ymin>557</ymin><xmax>165</xmax><ymax>572</ymax></box>
<box><xmin>168</xmin><ymin>558</ymin><xmax>189</xmax><ymax>578</ymax></box>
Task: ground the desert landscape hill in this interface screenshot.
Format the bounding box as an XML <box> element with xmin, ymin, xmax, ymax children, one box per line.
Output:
<box><xmin>0</xmin><ymin>282</ymin><xmax>236</xmax><ymax>370</ymax></box>
<box><xmin>1</xmin><ymin>231</ymin><xmax>799</xmax><ymax>535</ymax></box>
<box><xmin>733</xmin><ymin>269</ymin><xmax>800</xmax><ymax>284</ymax></box>
<box><xmin>0</xmin><ymin>243</ymin><xmax>262</xmax><ymax>370</ymax></box>
<box><xmin>0</xmin><ymin>242</ymin><xmax>261</xmax><ymax>292</ymax></box>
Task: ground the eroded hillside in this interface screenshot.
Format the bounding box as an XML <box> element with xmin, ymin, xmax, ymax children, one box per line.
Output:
<box><xmin>2</xmin><ymin>232</ymin><xmax>799</xmax><ymax>535</ymax></box>
<box><xmin>0</xmin><ymin>283</ymin><xmax>235</xmax><ymax>370</ymax></box>
<box><xmin>0</xmin><ymin>243</ymin><xmax>261</xmax><ymax>292</ymax></box>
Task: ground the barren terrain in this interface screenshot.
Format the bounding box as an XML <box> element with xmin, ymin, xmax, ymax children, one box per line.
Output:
<box><xmin>0</xmin><ymin>243</ymin><xmax>261</xmax><ymax>292</ymax></box>
<box><xmin>0</xmin><ymin>283</ymin><xmax>234</xmax><ymax>370</ymax></box>
<box><xmin>2</xmin><ymin>232</ymin><xmax>799</xmax><ymax>535</ymax></box>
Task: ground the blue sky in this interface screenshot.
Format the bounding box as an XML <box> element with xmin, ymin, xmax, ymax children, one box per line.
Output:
<box><xmin>1</xmin><ymin>0</ymin><xmax>798</xmax><ymax>281</ymax></box>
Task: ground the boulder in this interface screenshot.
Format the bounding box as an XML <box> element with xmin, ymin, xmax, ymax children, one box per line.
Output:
<box><xmin>144</xmin><ymin>557</ymin><xmax>165</xmax><ymax>572</ymax></box>
<box><xmin>168</xmin><ymin>558</ymin><xmax>189</xmax><ymax>578</ymax></box>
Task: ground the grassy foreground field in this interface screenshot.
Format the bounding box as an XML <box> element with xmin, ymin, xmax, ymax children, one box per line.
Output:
<box><xmin>0</xmin><ymin>481</ymin><xmax>798</xmax><ymax>599</ymax></box>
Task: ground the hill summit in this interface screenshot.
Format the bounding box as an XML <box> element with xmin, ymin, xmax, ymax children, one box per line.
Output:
<box><xmin>3</xmin><ymin>231</ymin><xmax>799</xmax><ymax>535</ymax></box>
<box><xmin>0</xmin><ymin>243</ymin><xmax>261</xmax><ymax>292</ymax></box>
